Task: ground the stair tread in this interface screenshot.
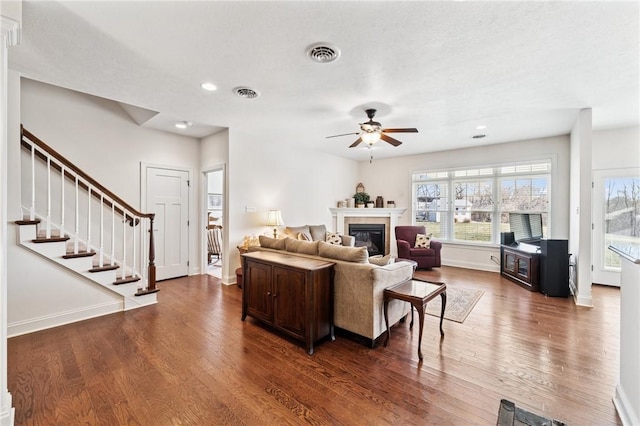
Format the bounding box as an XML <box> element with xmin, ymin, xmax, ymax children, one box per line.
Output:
<box><xmin>15</xmin><ymin>219</ymin><xmax>41</xmax><ymax>225</ymax></box>
<box><xmin>89</xmin><ymin>264</ymin><xmax>119</xmax><ymax>273</ymax></box>
<box><xmin>113</xmin><ymin>276</ymin><xmax>141</xmax><ymax>285</ymax></box>
<box><xmin>62</xmin><ymin>251</ymin><xmax>96</xmax><ymax>259</ymax></box>
<box><xmin>32</xmin><ymin>236</ymin><xmax>70</xmax><ymax>243</ymax></box>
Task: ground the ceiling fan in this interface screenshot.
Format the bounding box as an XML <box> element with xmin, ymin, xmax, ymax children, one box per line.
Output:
<box><xmin>326</xmin><ymin>108</ymin><xmax>418</xmax><ymax>148</ymax></box>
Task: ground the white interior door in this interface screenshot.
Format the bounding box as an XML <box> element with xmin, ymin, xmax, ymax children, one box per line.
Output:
<box><xmin>592</xmin><ymin>168</ymin><xmax>640</xmax><ymax>286</ymax></box>
<box><xmin>146</xmin><ymin>166</ymin><xmax>189</xmax><ymax>280</ymax></box>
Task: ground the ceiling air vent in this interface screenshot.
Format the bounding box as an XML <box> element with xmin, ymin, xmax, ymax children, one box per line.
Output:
<box><xmin>306</xmin><ymin>43</ymin><xmax>341</xmax><ymax>63</ymax></box>
<box><xmin>472</xmin><ymin>134</ymin><xmax>486</xmax><ymax>139</ymax></box>
<box><xmin>234</xmin><ymin>87</ymin><xmax>259</xmax><ymax>99</ymax></box>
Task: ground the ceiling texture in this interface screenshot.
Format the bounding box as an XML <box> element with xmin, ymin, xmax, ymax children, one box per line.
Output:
<box><xmin>8</xmin><ymin>1</ymin><xmax>640</xmax><ymax>161</ymax></box>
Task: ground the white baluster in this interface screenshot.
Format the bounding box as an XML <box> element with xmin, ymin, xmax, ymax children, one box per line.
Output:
<box><xmin>30</xmin><ymin>145</ymin><xmax>35</xmax><ymax>221</ymax></box>
<box><xmin>132</xmin><ymin>216</ymin><xmax>137</xmax><ymax>278</ymax></box>
<box><xmin>74</xmin><ymin>177</ymin><xmax>79</xmax><ymax>254</ymax></box>
<box><xmin>60</xmin><ymin>165</ymin><xmax>65</xmax><ymax>235</ymax></box>
<box><xmin>140</xmin><ymin>219</ymin><xmax>146</xmax><ymax>290</ymax></box>
<box><xmin>111</xmin><ymin>202</ymin><xmax>115</xmax><ymax>266</ymax></box>
<box><xmin>99</xmin><ymin>194</ymin><xmax>104</xmax><ymax>267</ymax></box>
<box><xmin>86</xmin><ymin>184</ymin><xmax>92</xmax><ymax>253</ymax></box>
<box><xmin>46</xmin><ymin>157</ymin><xmax>51</xmax><ymax>238</ymax></box>
<box><xmin>122</xmin><ymin>214</ymin><xmax>127</xmax><ymax>279</ymax></box>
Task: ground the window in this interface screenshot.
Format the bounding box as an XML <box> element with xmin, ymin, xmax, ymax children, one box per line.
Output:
<box><xmin>413</xmin><ymin>160</ymin><xmax>551</xmax><ymax>244</ymax></box>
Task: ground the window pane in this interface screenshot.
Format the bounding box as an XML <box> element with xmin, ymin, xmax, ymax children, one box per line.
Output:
<box><xmin>415</xmin><ymin>182</ymin><xmax>448</xmax><ymax>239</ymax></box>
<box><xmin>604</xmin><ymin>177</ymin><xmax>640</xmax><ymax>269</ymax></box>
<box><xmin>500</xmin><ymin>177</ymin><xmax>548</xmax><ymax>212</ymax></box>
<box><xmin>454</xmin><ymin>212</ymin><xmax>493</xmax><ymax>242</ymax></box>
<box><xmin>453</xmin><ymin>180</ymin><xmax>493</xmax><ymax>242</ymax></box>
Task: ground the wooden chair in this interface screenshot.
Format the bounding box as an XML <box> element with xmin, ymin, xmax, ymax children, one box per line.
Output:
<box><xmin>207</xmin><ymin>225</ymin><xmax>223</xmax><ymax>264</ymax></box>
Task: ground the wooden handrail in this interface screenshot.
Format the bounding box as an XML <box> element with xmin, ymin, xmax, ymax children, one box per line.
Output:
<box><xmin>21</xmin><ymin>125</ymin><xmax>157</xmax><ymax>295</ymax></box>
<box><xmin>21</xmin><ymin>125</ymin><xmax>153</xmax><ymax>220</ymax></box>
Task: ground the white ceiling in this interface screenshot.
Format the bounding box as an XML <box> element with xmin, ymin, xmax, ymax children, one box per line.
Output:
<box><xmin>9</xmin><ymin>1</ymin><xmax>639</xmax><ymax>161</ymax></box>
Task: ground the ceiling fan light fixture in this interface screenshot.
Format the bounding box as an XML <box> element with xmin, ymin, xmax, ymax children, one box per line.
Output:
<box><xmin>306</xmin><ymin>43</ymin><xmax>341</xmax><ymax>63</ymax></box>
<box><xmin>362</xmin><ymin>131</ymin><xmax>381</xmax><ymax>145</ymax></box>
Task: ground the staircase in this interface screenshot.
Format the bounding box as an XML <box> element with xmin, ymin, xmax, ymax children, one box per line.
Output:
<box><xmin>15</xmin><ymin>126</ymin><xmax>158</xmax><ymax>314</ymax></box>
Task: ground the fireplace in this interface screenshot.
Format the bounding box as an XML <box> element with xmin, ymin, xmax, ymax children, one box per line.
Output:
<box><xmin>349</xmin><ymin>224</ymin><xmax>386</xmax><ymax>256</ymax></box>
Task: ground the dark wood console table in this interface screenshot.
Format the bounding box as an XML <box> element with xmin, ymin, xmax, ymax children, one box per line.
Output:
<box><xmin>241</xmin><ymin>251</ymin><xmax>335</xmax><ymax>354</ymax></box>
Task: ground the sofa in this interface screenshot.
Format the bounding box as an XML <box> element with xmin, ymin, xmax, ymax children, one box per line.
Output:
<box><xmin>249</xmin><ymin>235</ymin><xmax>414</xmax><ymax>346</ymax></box>
<box><xmin>284</xmin><ymin>224</ymin><xmax>355</xmax><ymax>247</ymax></box>
<box><xmin>395</xmin><ymin>226</ymin><xmax>442</xmax><ymax>270</ymax></box>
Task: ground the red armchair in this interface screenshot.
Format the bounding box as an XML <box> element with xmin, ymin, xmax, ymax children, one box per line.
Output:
<box><xmin>395</xmin><ymin>226</ymin><xmax>442</xmax><ymax>270</ymax></box>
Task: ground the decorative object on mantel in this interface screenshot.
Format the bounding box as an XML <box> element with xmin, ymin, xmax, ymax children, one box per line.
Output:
<box><xmin>346</xmin><ymin>198</ymin><xmax>355</xmax><ymax>208</ymax></box>
<box><xmin>366</xmin><ymin>201</ymin><xmax>375</xmax><ymax>208</ymax></box>
<box><xmin>265</xmin><ymin>209</ymin><xmax>285</xmax><ymax>239</ymax></box>
<box><xmin>387</xmin><ymin>200</ymin><xmax>395</xmax><ymax>208</ymax></box>
<box><xmin>375</xmin><ymin>196</ymin><xmax>384</xmax><ymax>208</ymax></box>
<box><xmin>353</xmin><ymin>191</ymin><xmax>370</xmax><ymax>208</ymax></box>
<box><xmin>356</xmin><ymin>182</ymin><xmax>365</xmax><ymax>193</ymax></box>
<box><xmin>337</xmin><ymin>200</ymin><xmax>346</xmax><ymax>208</ymax></box>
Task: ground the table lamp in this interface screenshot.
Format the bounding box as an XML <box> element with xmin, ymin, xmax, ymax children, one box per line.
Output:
<box><xmin>266</xmin><ymin>209</ymin><xmax>284</xmax><ymax>239</ymax></box>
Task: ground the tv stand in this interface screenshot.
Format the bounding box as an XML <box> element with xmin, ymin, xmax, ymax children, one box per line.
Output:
<box><xmin>500</xmin><ymin>233</ymin><xmax>569</xmax><ymax>297</ymax></box>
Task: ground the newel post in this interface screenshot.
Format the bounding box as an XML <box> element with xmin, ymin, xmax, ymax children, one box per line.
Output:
<box><xmin>136</xmin><ymin>213</ymin><xmax>159</xmax><ymax>296</ymax></box>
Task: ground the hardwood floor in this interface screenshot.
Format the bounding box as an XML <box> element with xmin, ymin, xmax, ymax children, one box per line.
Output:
<box><xmin>8</xmin><ymin>266</ymin><xmax>622</xmax><ymax>425</ymax></box>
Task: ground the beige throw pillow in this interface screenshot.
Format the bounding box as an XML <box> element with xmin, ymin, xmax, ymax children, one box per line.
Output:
<box><xmin>325</xmin><ymin>232</ymin><xmax>342</xmax><ymax>245</ymax></box>
<box><xmin>309</xmin><ymin>225</ymin><xmax>327</xmax><ymax>241</ymax></box>
<box><xmin>285</xmin><ymin>225</ymin><xmax>312</xmax><ymax>242</ymax></box>
<box><xmin>414</xmin><ymin>233</ymin><xmax>432</xmax><ymax>248</ymax></box>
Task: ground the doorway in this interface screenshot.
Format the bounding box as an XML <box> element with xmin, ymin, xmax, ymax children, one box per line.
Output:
<box><xmin>205</xmin><ymin>167</ymin><xmax>224</xmax><ymax>278</ymax></box>
<box><xmin>592</xmin><ymin>168</ymin><xmax>640</xmax><ymax>286</ymax></box>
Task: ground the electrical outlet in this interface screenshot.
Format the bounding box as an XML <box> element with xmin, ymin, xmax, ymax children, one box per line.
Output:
<box><xmin>245</xmin><ymin>206</ymin><xmax>256</xmax><ymax>213</ymax></box>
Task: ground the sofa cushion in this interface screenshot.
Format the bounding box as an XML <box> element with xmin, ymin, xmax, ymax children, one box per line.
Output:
<box><xmin>369</xmin><ymin>254</ymin><xmax>393</xmax><ymax>266</ymax></box>
<box><xmin>325</xmin><ymin>232</ymin><xmax>342</xmax><ymax>245</ymax></box>
<box><xmin>285</xmin><ymin>225</ymin><xmax>312</xmax><ymax>241</ymax></box>
<box><xmin>309</xmin><ymin>224</ymin><xmax>327</xmax><ymax>241</ymax></box>
<box><xmin>414</xmin><ymin>233</ymin><xmax>431</xmax><ymax>248</ymax></box>
<box><xmin>318</xmin><ymin>241</ymin><xmax>369</xmax><ymax>263</ymax></box>
<box><xmin>285</xmin><ymin>238</ymin><xmax>319</xmax><ymax>255</ymax></box>
<box><xmin>258</xmin><ymin>235</ymin><xmax>286</xmax><ymax>250</ymax></box>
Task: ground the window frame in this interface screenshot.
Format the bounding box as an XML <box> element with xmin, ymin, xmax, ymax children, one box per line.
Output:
<box><xmin>412</xmin><ymin>160</ymin><xmax>552</xmax><ymax>246</ymax></box>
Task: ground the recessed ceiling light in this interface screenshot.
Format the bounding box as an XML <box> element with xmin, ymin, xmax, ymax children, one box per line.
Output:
<box><xmin>476</xmin><ymin>125</ymin><xmax>487</xmax><ymax>130</ymax></box>
<box><xmin>472</xmin><ymin>134</ymin><xmax>486</xmax><ymax>139</ymax></box>
<box><xmin>201</xmin><ymin>82</ymin><xmax>217</xmax><ymax>91</ymax></box>
<box><xmin>175</xmin><ymin>121</ymin><xmax>192</xmax><ymax>129</ymax></box>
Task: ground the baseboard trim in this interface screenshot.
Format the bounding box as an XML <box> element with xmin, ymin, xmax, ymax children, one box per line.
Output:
<box><xmin>442</xmin><ymin>260</ymin><xmax>500</xmax><ymax>273</ymax></box>
<box><xmin>614</xmin><ymin>383</ymin><xmax>639</xmax><ymax>426</ymax></box>
<box><xmin>7</xmin><ymin>300</ymin><xmax>123</xmax><ymax>337</ymax></box>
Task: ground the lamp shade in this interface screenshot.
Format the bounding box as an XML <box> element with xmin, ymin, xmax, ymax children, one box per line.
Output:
<box><xmin>266</xmin><ymin>209</ymin><xmax>284</xmax><ymax>227</ymax></box>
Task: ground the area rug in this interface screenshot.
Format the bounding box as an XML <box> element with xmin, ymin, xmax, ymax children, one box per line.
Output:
<box><xmin>497</xmin><ymin>399</ymin><xmax>565</xmax><ymax>426</ymax></box>
<box><xmin>425</xmin><ymin>286</ymin><xmax>483</xmax><ymax>323</ymax></box>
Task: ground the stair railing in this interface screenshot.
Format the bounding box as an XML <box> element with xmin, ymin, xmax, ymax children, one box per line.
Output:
<box><xmin>20</xmin><ymin>125</ymin><xmax>157</xmax><ymax>296</ymax></box>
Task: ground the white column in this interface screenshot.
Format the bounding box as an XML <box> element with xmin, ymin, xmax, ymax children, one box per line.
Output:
<box><xmin>1</xmin><ymin>4</ymin><xmax>21</xmax><ymax>425</ymax></box>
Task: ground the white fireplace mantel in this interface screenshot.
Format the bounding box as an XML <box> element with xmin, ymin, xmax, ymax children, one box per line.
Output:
<box><xmin>329</xmin><ymin>207</ymin><xmax>407</xmax><ymax>257</ymax></box>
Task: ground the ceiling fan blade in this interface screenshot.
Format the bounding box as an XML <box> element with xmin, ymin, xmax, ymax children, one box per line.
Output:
<box><xmin>380</xmin><ymin>133</ymin><xmax>403</xmax><ymax>147</ymax></box>
<box><xmin>381</xmin><ymin>128</ymin><xmax>419</xmax><ymax>133</ymax></box>
<box><xmin>326</xmin><ymin>132</ymin><xmax>360</xmax><ymax>139</ymax></box>
<box><xmin>349</xmin><ymin>137</ymin><xmax>363</xmax><ymax>148</ymax></box>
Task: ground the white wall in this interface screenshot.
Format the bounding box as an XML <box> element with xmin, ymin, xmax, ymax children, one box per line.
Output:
<box><xmin>225</xmin><ymin>126</ymin><xmax>358</xmax><ymax>275</ymax></box>
<box><xmin>569</xmin><ymin>108</ymin><xmax>593</xmax><ymax>307</ymax></box>
<box><xmin>593</xmin><ymin>126</ymin><xmax>639</xmax><ymax>171</ymax></box>
<box><xmin>356</xmin><ymin>135</ymin><xmax>571</xmax><ymax>271</ymax></box>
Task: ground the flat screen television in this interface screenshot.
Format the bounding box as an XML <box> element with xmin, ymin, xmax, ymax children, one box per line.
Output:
<box><xmin>509</xmin><ymin>213</ymin><xmax>543</xmax><ymax>242</ymax></box>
